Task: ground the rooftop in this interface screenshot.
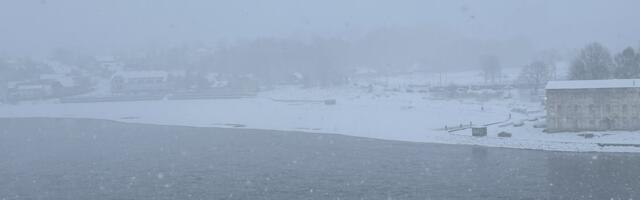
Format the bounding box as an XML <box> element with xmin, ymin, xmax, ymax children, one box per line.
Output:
<box><xmin>113</xmin><ymin>71</ymin><xmax>169</xmax><ymax>79</ymax></box>
<box><xmin>16</xmin><ymin>84</ymin><xmax>51</xmax><ymax>90</ymax></box>
<box><xmin>546</xmin><ymin>79</ymin><xmax>640</xmax><ymax>90</ymax></box>
<box><xmin>40</xmin><ymin>74</ymin><xmax>75</xmax><ymax>87</ymax></box>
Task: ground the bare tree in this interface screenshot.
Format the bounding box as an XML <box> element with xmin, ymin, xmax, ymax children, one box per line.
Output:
<box><xmin>518</xmin><ymin>61</ymin><xmax>555</xmax><ymax>93</ymax></box>
<box><xmin>480</xmin><ymin>55</ymin><xmax>502</xmax><ymax>84</ymax></box>
<box><xmin>569</xmin><ymin>43</ymin><xmax>613</xmax><ymax>80</ymax></box>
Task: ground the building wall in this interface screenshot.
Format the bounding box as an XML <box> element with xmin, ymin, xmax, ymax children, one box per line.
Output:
<box><xmin>546</xmin><ymin>88</ymin><xmax>640</xmax><ymax>132</ymax></box>
<box><xmin>0</xmin><ymin>83</ymin><xmax>6</xmax><ymax>102</ymax></box>
<box><xmin>111</xmin><ymin>77</ymin><xmax>169</xmax><ymax>94</ymax></box>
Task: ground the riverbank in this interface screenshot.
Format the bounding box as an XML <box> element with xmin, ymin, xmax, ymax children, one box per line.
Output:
<box><xmin>2</xmin><ymin>86</ymin><xmax>640</xmax><ymax>153</ymax></box>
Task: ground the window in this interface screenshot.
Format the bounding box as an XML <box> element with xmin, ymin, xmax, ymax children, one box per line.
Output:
<box><xmin>557</xmin><ymin>105</ymin><xmax>562</xmax><ymax>113</ymax></box>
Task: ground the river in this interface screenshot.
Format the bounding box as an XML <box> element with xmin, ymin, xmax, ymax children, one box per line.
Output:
<box><xmin>0</xmin><ymin>118</ymin><xmax>638</xmax><ymax>199</ymax></box>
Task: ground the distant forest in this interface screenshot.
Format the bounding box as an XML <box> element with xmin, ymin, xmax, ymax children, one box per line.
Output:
<box><xmin>0</xmin><ymin>27</ymin><xmax>532</xmax><ymax>87</ymax></box>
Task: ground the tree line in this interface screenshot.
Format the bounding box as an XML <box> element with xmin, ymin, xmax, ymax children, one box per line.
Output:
<box><xmin>40</xmin><ymin>26</ymin><xmax>533</xmax><ymax>87</ymax></box>
<box><xmin>569</xmin><ymin>43</ymin><xmax>640</xmax><ymax>80</ymax></box>
<box><xmin>518</xmin><ymin>42</ymin><xmax>640</xmax><ymax>91</ymax></box>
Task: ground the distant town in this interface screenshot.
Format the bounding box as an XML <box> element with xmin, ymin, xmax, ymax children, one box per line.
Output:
<box><xmin>0</xmin><ymin>55</ymin><xmax>261</xmax><ymax>104</ymax></box>
<box><xmin>2</xmin><ymin>42</ymin><xmax>640</xmax><ymax>153</ymax></box>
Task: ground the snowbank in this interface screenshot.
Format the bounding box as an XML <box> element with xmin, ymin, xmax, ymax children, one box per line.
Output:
<box><xmin>2</xmin><ymin>85</ymin><xmax>640</xmax><ymax>153</ymax></box>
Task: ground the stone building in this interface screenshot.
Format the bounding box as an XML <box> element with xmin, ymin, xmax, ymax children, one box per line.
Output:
<box><xmin>545</xmin><ymin>79</ymin><xmax>640</xmax><ymax>132</ymax></box>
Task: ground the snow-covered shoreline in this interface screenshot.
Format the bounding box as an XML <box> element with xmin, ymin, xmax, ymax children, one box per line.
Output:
<box><xmin>3</xmin><ymin>86</ymin><xmax>640</xmax><ymax>153</ymax></box>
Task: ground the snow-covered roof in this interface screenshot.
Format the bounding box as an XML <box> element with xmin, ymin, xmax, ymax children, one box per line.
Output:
<box><xmin>16</xmin><ymin>84</ymin><xmax>51</xmax><ymax>90</ymax></box>
<box><xmin>43</xmin><ymin>61</ymin><xmax>73</xmax><ymax>74</ymax></box>
<box><xmin>113</xmin><ymin>71</ymin><xmax>169</xmax><ymax>80</ymax></box>
<box><xmin>546</xmin><ymin>79</ymin><xmax>640</xmax><ymax>90</ymax></box>
<box><xmin>40</xmin><ymin>74</ymin><xmax>75</xmax><ymax>87</ymax></box>
<box><xmin>354</xmin><ymin>67</ymin><xmax>378</xmax><ymax>75</ymax></box>
<box><xmin>292</xmin><ymin>72</ymin><xmax>304</xmax><ymax>80</ymax></box>
<box><xmin>7</xmin><ymin>81</ymin><xmax>21</xmax><ymax>88</ymax></box>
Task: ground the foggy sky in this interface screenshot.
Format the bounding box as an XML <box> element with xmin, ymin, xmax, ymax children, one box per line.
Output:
<box><xmin>2</xmin><ymin>0</ymin><xmax>640</xmax><ymax>56</ymax></box>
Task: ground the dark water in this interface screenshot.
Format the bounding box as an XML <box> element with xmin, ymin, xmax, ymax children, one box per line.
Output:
<box><xmin>0</xmin><ymin>118</ymin><xmax>639</xmax><ymax>200</ymax></box>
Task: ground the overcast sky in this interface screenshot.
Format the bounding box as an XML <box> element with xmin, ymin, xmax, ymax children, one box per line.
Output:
<box><xmin>1</xmin><ymin>0</ymin><xmax>640</xmax><ymax>56</ymax></box>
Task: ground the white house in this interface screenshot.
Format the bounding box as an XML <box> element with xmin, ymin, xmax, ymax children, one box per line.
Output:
<box><xmin>111</xmin><ymin>71</ymin><xmax>170</xmax><ymax>94</ymax></box>
<box><xmin>6</xmin><ymin>81</ymin><xmax>58</xmax><ymax>101</ymax></box>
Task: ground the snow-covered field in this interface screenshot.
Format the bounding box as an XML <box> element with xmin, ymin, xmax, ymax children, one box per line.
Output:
<box><xmin>2</xmin><ymin>70</ymin><xmax>640</xmax><ymax>153</ymax></box>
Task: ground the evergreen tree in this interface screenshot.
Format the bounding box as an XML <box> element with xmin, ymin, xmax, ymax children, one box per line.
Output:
<box><xmin>613</xmin><ymin>47</ymin><xmax>640</xmax><ymax>78</ymax></box>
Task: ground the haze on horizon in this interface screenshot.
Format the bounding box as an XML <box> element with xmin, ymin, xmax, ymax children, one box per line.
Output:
<box><xmin>1</xmin><ymin>0</ymin><xmax>640</xmax><ymax>70</ymax></box>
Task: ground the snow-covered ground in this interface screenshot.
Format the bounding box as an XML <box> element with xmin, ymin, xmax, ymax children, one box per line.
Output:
<box><xmin>3</xmin><ymin>70</ymin><xmax>640</xmax><ymax>153</ymax></box>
